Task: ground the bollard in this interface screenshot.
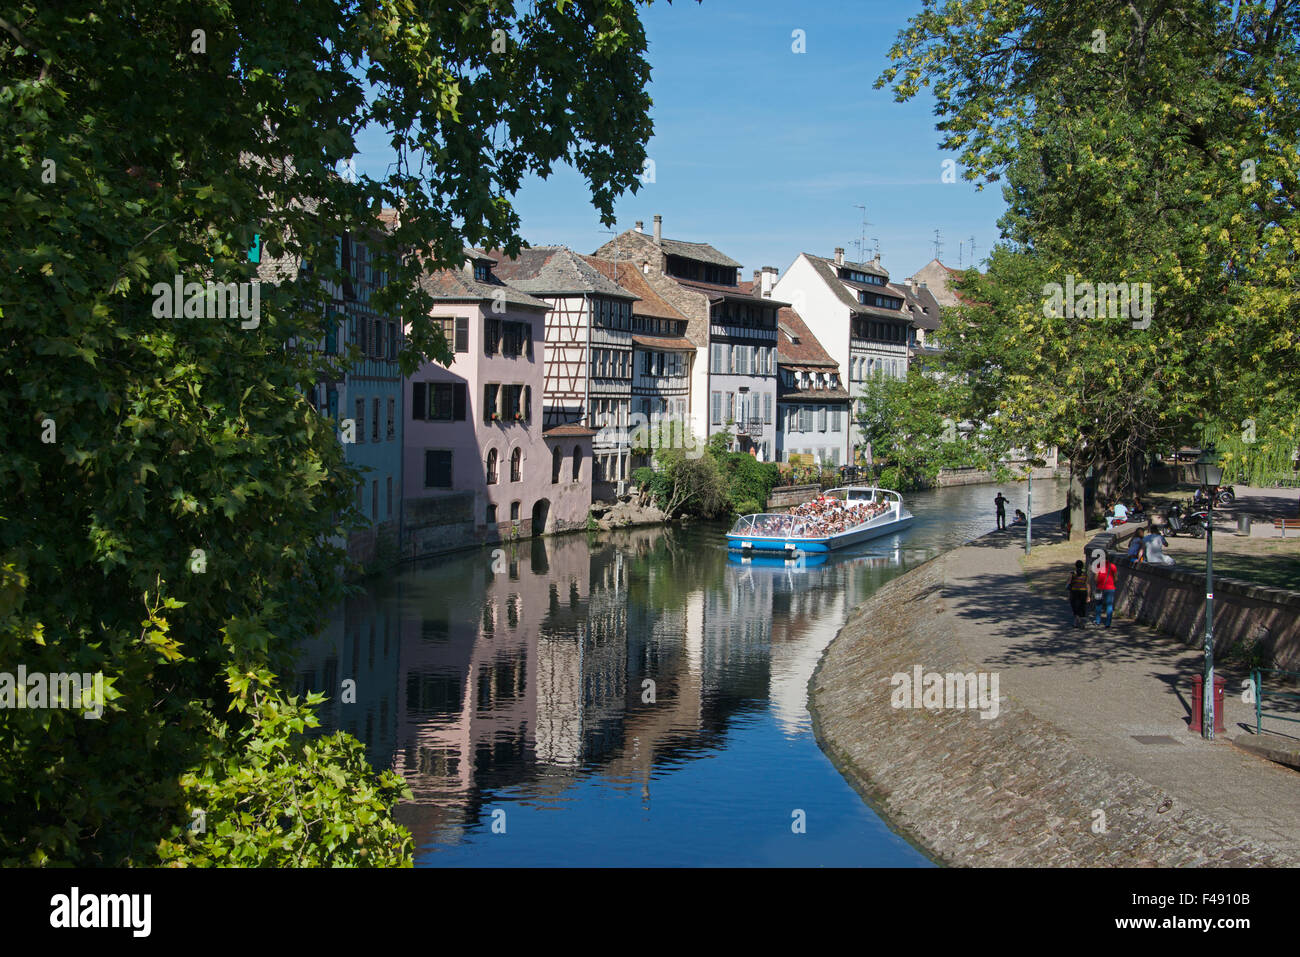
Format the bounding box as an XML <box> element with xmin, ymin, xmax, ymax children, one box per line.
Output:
<box><xmin>1189</xmin><ymin>674</ymin><xmax>1227</xmax><ymax>734</ymax></box>
<box><xmin>1237</xmin><ymin>513</ymin><xmax>1252</xmax><ymax>536</ymax></box>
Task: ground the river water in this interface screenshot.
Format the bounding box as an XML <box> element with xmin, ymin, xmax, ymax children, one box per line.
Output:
<box><xmin>294</xmin><ymin>479</ymin><xmax>1067</xmax><ymax>866</ymax></box>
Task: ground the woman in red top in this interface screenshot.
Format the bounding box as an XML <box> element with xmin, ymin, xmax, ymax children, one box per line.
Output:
<box><xmin>1092</xmin><ymin>554</ymin><xmax>1119</xmax><ymax>627</ymax></box>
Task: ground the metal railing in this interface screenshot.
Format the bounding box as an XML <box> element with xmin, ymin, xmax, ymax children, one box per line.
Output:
<box><xmin>1252</xmin><ymin>668</ymin><xmax>1300</xmax><ymax>733</ymax></box>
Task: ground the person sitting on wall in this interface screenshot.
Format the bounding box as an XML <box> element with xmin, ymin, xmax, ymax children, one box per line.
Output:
<box><xmin>1012</xmin><ymin>508</ymin><xmax>1026</xmax><ymax>525</ymax></box>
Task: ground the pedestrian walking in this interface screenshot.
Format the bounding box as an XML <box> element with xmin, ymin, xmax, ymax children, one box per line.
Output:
<box><xmin>1092</xmin><ymin>553</ymin><xmax>1119</xmax><ymax>627</ymax></box>
<box><xmin>1067</xmin><ymin>560</ymin><xmax>1089</xmax><ymax>627</ymax></box>
<box><xmin>994</xmin><ymin>492</ymin><xmax>1008</xmax><ymax>530</ymax></box>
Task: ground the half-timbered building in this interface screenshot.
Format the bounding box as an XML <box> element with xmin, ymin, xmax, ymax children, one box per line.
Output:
<box><xmin>591</xmin><ymin>215</ymin><xmax>782</xmax><ymax>461</ymax></box>
<box><xmin>489</xmin><ymin>246</ymin><xmax>637</xmax><ymax>500</ymax></box>
<box><xmin>403</xmin><ymin>249</ymin><xmax>592</xmax><ymax>558</ymax></box>
<box><xmin>583</xmin><ymin>255</ymin><xmax>695</xmax><ymax>472</ymax></box>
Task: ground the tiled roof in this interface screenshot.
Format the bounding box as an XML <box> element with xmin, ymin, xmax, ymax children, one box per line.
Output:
<box><xmin>657</xmin><ymin>237</ymin><xmax>742</xmax><ymax>269</ymax></box>
<box><xmin>418</xmin><ymin>265</ymin><xmax>551</xmax><ymax>310</ymax></box>
<box><xmin>802</xmin><ymin>254</ymin><xmax>896</xmax><ymax>318</ymax></box>
<box><xmin>806</xmin><ymin>252</ymin><xmax>889</xmax><ymax>279</ymax></box>
<box><xmin>896</xmin><ymin>281</ymin><xmax>942</xmax><ymax>331</ymax></box>
<box><xmin>776</xmin><ymin>307</ymin><xmax>838</xmax><ymax>367</ymax></box>
<box><xmin>779</xmin><ymin>385</ymin><xmax>851</xmax><ymax>403</ymax></box>
<box><xmin>673</xmin><ymin>278</ymin><xmax>790</xmax><ymax>308</ymax></box>
<box><xmin>543</xmin><ymin>423</ymin><xmax>597</xmax><ymax>437</ymax></box>
<box><xmin>632</xmin><ymin>334</ymin><xmax>696</xmax><ymax>352</ymax></box>
<box><xmin>490</xmin><ymin>246</ymin><xmax>636</xmax><ymax>299</ymax></box>
<box><xmin>581</xmin><ymin>256</ymin><xmax>687</xmax><ymax>321</ymax></box>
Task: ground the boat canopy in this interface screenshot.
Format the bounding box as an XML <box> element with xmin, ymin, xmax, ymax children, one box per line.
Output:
<box><xmin>728</xmin><ymin>513</ymin><xmax>802</xmax><ymax>537</ymax></box>
<box><xmin>822</xmin><ymin>487</ymin><xmax>904</xmax><ymax>505</ymax></box>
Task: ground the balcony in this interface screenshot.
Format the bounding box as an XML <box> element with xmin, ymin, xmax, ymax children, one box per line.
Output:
<box><xmin>736</xmin><ymin>417</ymin><xmax>765</xmax><ymax>435</ymax></box>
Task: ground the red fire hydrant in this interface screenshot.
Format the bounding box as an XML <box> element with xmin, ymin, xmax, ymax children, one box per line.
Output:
<box><xmin>1189</xmin><ymin>674</ymin><xmax>1227</xmax><ymax>734</ymax></box>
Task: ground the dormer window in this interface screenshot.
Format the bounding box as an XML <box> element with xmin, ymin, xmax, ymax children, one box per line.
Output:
<box><xmin>473</xmin><ymin>260</ymin><xmax>492</xmax><ymax>282</ymax></box>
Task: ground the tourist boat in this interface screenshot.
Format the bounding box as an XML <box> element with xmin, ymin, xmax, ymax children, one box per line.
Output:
<box><xmin>725</xmin><ymin>487</ymin><xmax>914</xmax><ymax>555</ymax></box>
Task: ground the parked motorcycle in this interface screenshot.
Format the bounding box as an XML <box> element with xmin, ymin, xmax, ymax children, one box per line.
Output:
<box><xmin>1193</xmin><ymin>485</ymin><xmax>1236</xmax><ymax>508</ymax></box>
<box><xmin>1165</xmin><ymin>502</ymin><xmax>1211</xmax><ymax>538</ymax></box>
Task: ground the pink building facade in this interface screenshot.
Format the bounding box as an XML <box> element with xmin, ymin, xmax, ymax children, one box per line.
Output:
<box><xmin>402</xmin><ymin>251</ymin><xmax>592</xmax><ymax>560</ymax></box>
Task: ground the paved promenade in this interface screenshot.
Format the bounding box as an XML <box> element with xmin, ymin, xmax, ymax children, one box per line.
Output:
<box><xmin>810</xmin><ymin>519</ymin><xmax>1300</xmax><ymax>867</ymax></box>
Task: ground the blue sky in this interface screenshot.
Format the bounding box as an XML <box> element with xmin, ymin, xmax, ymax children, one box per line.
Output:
<box><xmin>357</xmin><ymin>0</ymin><xmax>1007</xmax><ymax>282</ymax></box>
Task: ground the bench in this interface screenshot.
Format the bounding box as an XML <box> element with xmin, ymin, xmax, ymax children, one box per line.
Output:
<box><xmin>1273</xmin><ymin>518</ymin><xmax>1300</xmax><ymax>537</ymax></box>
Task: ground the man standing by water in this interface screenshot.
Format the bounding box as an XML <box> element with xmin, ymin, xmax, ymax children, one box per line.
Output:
<box><xmin>994</xmin><ymin>492</ymin><xmax>1009</xmax><ymax>530</ymax></box>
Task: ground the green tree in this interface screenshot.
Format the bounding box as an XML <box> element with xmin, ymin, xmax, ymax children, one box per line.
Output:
<box><xmin>855</xmin><ymin>371</ymin><xmax>991</xmax><ymax>490</ymax></box>
<box><xmin>878</xmin><ymin>0</ymin><xmax>1300</xmax><ymax>515</ymax></box>
<box><xmin>1</xmin><ymin>0</ymin><xmax>657</xmax><ymax>865</ymax></box>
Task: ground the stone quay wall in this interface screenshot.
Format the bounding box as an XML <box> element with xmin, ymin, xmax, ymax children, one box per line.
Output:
<box><xmin>1085</xmin><ymin>529</ymin><xmax>1300</xmax><ymax>671</ymax></box>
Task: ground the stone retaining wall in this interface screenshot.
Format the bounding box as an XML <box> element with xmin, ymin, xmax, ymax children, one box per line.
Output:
<box><xmin>809</xmin><ymin>550</ymin><xmax>1293</xmax><ymax>866</ymax></box>
<box><xmin>1084</xmin><ymin>531</ymin><xmax>1300</xmax><ymax>670</ymax></box>
<box><xmin>767</xmin><ymin>484</ymin><xmax>822</xmax><ymax>509</ymax></box>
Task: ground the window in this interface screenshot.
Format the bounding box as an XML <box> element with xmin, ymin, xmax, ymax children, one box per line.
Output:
<box><xmin>832</xmin><ymin>408</ymin><xmax>842</xmax><ymax>432</ymax></box>
<box><xmin>765</xmin><ymin>392</ymin><xmax>773</xmax><ymax>424</ymax></box>
<box><xmin>372</xmin><ymin>398</ymin><xmax>380</xmax><ymax>441</ymax></box>
<box><xmin>725</xmin><ymin>392</ymin><xmax>734</xmax><ymax>423</ymax></box>
<box><xmin>355</xmin><ymin>398</ymin><xmax>365</xmax><ymax>443</ymax></box>
<box><xmin>440</xmin><ymin>317</ymin><xmax>469</xmax><ymax>353</ymax></box>
<box><xmin>498</xmin><ymin>384</ymin><xmax>529</xmax><ymax>422</ymax></box>
<box><xmin>502</xmin><ymin>321</ymin><xmax>529</xmax><ymax>358</ymax></box>
<box><xmin>386</xmin><ymin>476</ymin><xmax>393</xmax><ymax>517</ymax></box>
<box><xmin>424</xmin><ymin>450</ymin><xmax>452</xmax><ymax>488</ymax></box>
<box><xmin>572</xmin><ymin>447</ymin><xmax>582</xmax><ymax>482</ymax></box>
<box><xmin>484</xmin><ymin>318</ymin><xmax>500</xmax><ymax>356</ymax></box>
<box><xmin>474</xmin><ymin>262</ymin><xmax>491</xmax><ymax>282</ymax></box>
<box><xmin>711</xmin><ymin>391</ymin><xmax>722</xmax><ymax>426</ymax></box>
<box><xmin>818</xmin><ymin>406</ymin><xmax>827</xmax><ymax>432</ymax></box>
<box><xmin>486</xmin><ymin>503</ymin><xmax>497</xmax><ymax>524</ymax></box>
<box><xmin>510</xmin><ymin>501</ymin><xmax>520</xmax><ymax>522</ymax></box>
<box><xmin>388</xmin><ymin>321</ymin><xmax>398</xmax><ymax>360</ymax></box>
<box><xmin>387</xmin><ymin>397</ymin><xmax>395</xmax><ymax>438</ymax></box>
<box><xmin>510</xmin><ymin>447</ymin><xmax>522</xmax><ymax>482</ymax></box>
<box><xmin>798</xmin><ymin>408</ymin><xmax>813</xmax><ymax>432</ymax></box>
<box><xmin>484</xmin><ymin>384</ymin><xmax>500</xmax><ymax>422</ymax></box>
<box><xmin>552</xmin><ymin>446</ymin><xmax>562</xmax><ymax>484</ymax></box>
<box><xmin>486</xmin><ymin>449</ymin><xmax>498</xmax><ymax>485</ymax></box>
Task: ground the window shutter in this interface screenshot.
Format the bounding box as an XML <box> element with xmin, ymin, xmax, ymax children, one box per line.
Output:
<box><xmin>765</xmin><ymin>392</ymin><xmax>772</xmax><ymax>423</ymax></box>
<box><xmin>523</xmin><ymin>386</ymin><xmax>531</xmax><ymax>421</ymax></box>
<box><xmin>412</xmin><ymin>383</ymin><xmax>427</xmax><ymax>420</ymax></box>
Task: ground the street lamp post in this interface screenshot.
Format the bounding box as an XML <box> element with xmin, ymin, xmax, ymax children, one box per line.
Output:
<box><xmin>1026</xmin><ymin>467</ymin><xmax>1033</xmax><ymax>554</ymax></box>
<box><xmin>1193</xmin><ymin>446</ymin><xmax>1224</xmax><ymax>741</ymax></box>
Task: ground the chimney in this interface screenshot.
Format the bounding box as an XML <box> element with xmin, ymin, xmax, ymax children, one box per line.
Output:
<box><xmin>635</xmin><ymin>220</ymin><xmax>644</xmax><ymax>233</ymax></box>
<box><xmin>761</xmin><ymin>266</ymin><xmax>778</xmax><ymax>298</ymax></box>
<box><xmin>753</xmin><ymin>269</ymin><xmax>762</xmax><ymax>291</ymax></box>
<box><xmin>653</xmin><ymin>215</ymin><xmax>662</xmax><ymax>244</ymax></box>
<box><xmin>834</xmin><ymin>247</ymin><xmax>844</xmax><ymax>265</ymax></box>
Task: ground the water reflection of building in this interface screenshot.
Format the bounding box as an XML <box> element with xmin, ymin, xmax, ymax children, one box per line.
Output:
<box><xmin>293</xmin><ymin>584</ymin><xmax>402</xmax><ymax>769</ymax></box>
<box><xmin>301</xmin><ymin>522</ymin><xmax>811</xmax><ymax>855</ymax></box>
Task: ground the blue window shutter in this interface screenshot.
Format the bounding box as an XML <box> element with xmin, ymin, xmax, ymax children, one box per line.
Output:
<box><xmin>248</xmin><ymin>233</ymin><xmax>261</xmax><ymax>263</ymax></box>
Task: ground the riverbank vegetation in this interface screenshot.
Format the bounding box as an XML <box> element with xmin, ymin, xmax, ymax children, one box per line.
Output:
<box><xmin>1</xmin><ymin>0</ymin><xmax>656</xmax><ymax>865</ymax></box>
<box><xmin>876</xmin><ymin>1</ymin><xmax>1300</xmax><ymax>514</ymax></box>
<box><xmin>633</xmin><ymin>433</ymin><xmax>780</xmax><ymax>519</ymax></box>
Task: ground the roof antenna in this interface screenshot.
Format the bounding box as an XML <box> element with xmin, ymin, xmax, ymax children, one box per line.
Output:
<box><xmin>933</xmin><ymin>229</ymin><xmax>944</xmax><ymax>261</ymax></box>
<box><xmin>853</xmin><ymin>204</ymin><xmax>871</xmax><ymax>264</ymax></box>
